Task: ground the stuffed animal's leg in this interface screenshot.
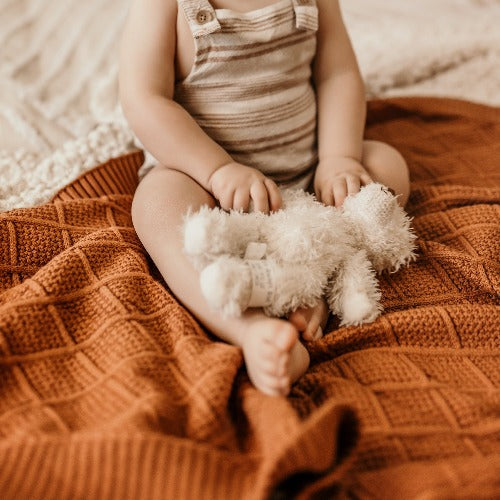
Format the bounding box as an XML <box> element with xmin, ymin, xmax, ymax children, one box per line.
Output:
<box><xmin>200</xmin><ymin>257</ymin><xmax>326</xmax><ymax>318</ymax></box>
<box><xmin>327</xmin><ymin>250</ymin><xmax>382</xmax><ymax>326</ymax></box>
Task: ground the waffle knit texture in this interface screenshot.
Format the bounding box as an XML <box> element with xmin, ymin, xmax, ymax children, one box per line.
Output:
<box><xmin>0</xmin><ymin>98</ymin><xmax>499</xmax><ymax>499</ymax></box>
<box><xmin>167</xmin><ymin>0</ymin><xmax>318</xmax><ymax>188</ymax></box>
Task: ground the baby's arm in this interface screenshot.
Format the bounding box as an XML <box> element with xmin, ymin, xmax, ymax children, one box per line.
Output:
<box><xmin>119</xmin><ymin>0</ymin><xmax>281</xmax><ymax>213</ymax></box>
<box><xmin>312</xmin><ymin>0</ymin><xmax>372</xmax><ymax>207</ymax></box>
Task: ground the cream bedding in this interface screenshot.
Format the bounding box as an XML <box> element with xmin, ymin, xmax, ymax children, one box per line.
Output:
<box><xmin>0</xmin><ymin>0</ymin><xmax>499</xmax><ymax>211</ymax></box>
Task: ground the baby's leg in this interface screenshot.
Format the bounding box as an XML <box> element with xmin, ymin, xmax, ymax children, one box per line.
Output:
<box><xmin>132</xmin><ymin>165</ymin><xmax>309</xmax><ymax>396</ymax></box>
<box><xmin>288</xmin><ymin>299</ymin><xmax>329</xmax><ymax>341</ymax></box>
<box><xmin>362</xmin><ymin>140</ymin><xmax>410</xmax><ymax>207</ymax></box>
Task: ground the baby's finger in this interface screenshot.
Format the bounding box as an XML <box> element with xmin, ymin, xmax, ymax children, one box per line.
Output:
<box><xmin>218</xmin><ymin>189</ymin><xmax>235</xmax><ymax>211</ymax></box>
<box><xmin>233</xmin><ymin>189</ymin><xmax>250</xmax><ymax>212</ymax></box>
<box><xmin>320</xmin><ymin>186</ymin><xmax>334</xmax><ymax>207</ymax></box>
<box><xmin>346</xmin><ymin>174</ymin><xmax>361</xmax><ymax>197</ymax></box>
<box><xmin>264</xmin><ymin>178</ymin><xmax>282</xmax><ymax>212</ymax></box>
<box><xmin>333</xmin><ymin>178</ymin><xmax>348</xmax><ymax>207</ymax></box>
<box><xmin>360</xmin><ymin>173</ymin><xmax>373</xmax><ymax>186</ymax></box>
<box><xmin>250</xmin><ymin>182</ymin><xmax>270</xmax><ymax>213</ymax></box>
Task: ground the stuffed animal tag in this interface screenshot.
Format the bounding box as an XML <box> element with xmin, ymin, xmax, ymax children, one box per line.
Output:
<box><xmin>246</xmin><ymin>260</ymin><xmax>275</xmax><ymax>307</ymax></box>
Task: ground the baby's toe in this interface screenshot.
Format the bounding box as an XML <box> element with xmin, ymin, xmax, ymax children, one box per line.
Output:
<box><xmin>288</xmin><ymin>310</ymin><xmax>308</xmax><ymax>331</ymax></box>
<box><xmin>306</xmin><ymin>325</ymin><xmax>323</xmax><ymax>341</ymax></box>
<box><xmin>259</xmin><ymin>352</ymin><xmax>286</xmax><ymax>377</ymax></box>
<box><xmin>303</xmin><ymin>321</ymin><xmax>326</xmax><ymax>341</ymax></box>
<box><xmin>259</xmin><ymin>338</ymin><xmax>291</xmax><ymax>377</ymax></box>
<box><xmin>315</xmin><ymin>326</ymin><xmax>324</xmax><ymax>340</ymax></box>
<box><xmin>302</xmin><ymin>300</ymin><xmax>329</xmax><ymax>341</ymax></box>
<box><xmin>255</xmin><ymin>372</ymin><xmax>290</xmax><ymax>397</ymax></box>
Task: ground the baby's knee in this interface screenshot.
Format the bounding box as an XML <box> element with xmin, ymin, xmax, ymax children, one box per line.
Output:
<box><xmin>386</xmin><ymin>148</ymin><xmax>410</xmax><ymax>206</ymax></box>
<box><xmin>132</xmin><ymin>165</ymin><xmax>216</xmax><ymax>235</ymax></box>
<box><xmin>363</xmin><ymin>140</ymin><xmax>410</xmax><ymax>206</ymax></box>
<box><xmin>131</xmin><ymin>171</ymin><xmax>159</xmax><ymax>232</ymax></box>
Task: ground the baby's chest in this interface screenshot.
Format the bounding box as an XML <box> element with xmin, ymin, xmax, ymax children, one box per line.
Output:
<box><xmin>174</xmin><ymin>0</ymin><xmax>317</xmax><ymax>83</ymax></box>
<box><xmin>174</xmin><ymin>0</ymin><xmax>289</xmax><ymax>82</ymax></box>
<box><xmin>210</xmin><ymin>0</ymin><xmax>283</xmax><ymax>10</ymax></box>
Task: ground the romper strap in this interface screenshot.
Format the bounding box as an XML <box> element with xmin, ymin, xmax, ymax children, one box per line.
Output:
<box><xmin>178</xmin><ymin>0</ymin><xmax>221</xmax><ymax>38</ymax></box>
<box><xmin>291</xmin><ymin>0</ymin><xmax>318</xmax><ymax>31</ymax></box>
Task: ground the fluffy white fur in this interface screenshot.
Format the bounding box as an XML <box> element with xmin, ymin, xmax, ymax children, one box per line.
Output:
<box><xmin>183</xmin><ymin>184</ymin><xmax>417</xmax><ymax>326</ymax></box>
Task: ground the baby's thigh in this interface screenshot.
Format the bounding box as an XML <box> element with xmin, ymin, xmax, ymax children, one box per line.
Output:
<box><xmin>132</xmin><ymin>165</ymin><xmax>216</xmax><ymax>246</ymax></box>
<box><xmin>362</xmin><ymin>140</ymin><xmax>410</xmax><ymax>206</ymax></box>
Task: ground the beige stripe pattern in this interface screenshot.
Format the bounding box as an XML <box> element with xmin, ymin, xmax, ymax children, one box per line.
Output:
<box><xmin>175</xmin><ymin>0</ymin><xmax>319</xmax><ymax>188</ymax></box>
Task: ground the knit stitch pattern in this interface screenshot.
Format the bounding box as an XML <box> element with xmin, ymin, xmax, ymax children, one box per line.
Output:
<box><xmin>0</xmin><ymin>98</ymin><xmax>499</xmax><ymax>499</ymax></box>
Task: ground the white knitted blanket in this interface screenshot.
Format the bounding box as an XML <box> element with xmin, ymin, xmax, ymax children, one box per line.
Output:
<box><xmin>1</xmin><ymin>0</ymin><xmax>499</xmax><ymax>211</ymax></box>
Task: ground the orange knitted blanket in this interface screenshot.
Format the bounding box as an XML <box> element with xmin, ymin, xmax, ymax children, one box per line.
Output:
<box><xmin>0</xmin><ymin>98</ymin><xmax>499</xmax><ymax>499</ymax></box>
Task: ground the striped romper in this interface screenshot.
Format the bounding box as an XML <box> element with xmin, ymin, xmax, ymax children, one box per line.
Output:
<box><xmin>157</xmin><ymin>0</ymin><xmax>319</xmax><ymax>188</ymax></box>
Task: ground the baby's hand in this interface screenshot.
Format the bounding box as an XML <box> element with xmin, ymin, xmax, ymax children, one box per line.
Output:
<box><xmin>208</xmin><ymin>162</ymin><xmax>282</xmax><ymax>213</ymax></box>
<box><xmin>314</xmin><ymin>156</ymin><xmax>373</xmax><ymax>207</ymax></box>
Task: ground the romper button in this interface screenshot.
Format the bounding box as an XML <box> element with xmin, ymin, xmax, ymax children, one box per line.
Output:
<box><xmin>196</xmin><ymin>10</ymin><xmax>213</xmax><ymax>24</ymax></box>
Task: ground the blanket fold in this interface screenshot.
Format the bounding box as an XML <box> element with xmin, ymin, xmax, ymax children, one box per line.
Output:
<box><xmin>0</xmin><ymin>98</ymin><xmax>499</xmax><ymax>499</ymax></box>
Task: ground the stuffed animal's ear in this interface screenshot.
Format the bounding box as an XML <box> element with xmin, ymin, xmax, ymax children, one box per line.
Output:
<box><xmin>342</xmin><ymin>184</ymin><xmax>417</xmax><ymax>272</ymax></box>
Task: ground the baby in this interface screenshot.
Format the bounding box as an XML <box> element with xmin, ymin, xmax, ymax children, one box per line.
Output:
<box><xmin>119</xmin><ymin>0</ymin><xmax>410</xmax><ymax>396</ymax></box>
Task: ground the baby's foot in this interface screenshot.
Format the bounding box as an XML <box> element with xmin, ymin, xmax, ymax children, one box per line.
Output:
<box><xmin>241</xmin><ymin>318</ymin><xmax>310</xmax><ymax>396</ymax></box>
<box><xmin>288</xmin><ymin>298</ymin><xmax>329</xmax><ymax>341</ymax></box>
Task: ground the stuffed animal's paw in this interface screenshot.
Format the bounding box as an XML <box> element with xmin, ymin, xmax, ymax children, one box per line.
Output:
<box><xmin>200</xmin><ymin>257</ymin><xmax>279</xmax><ymax>317</ymax></box>
<box><xmin>200</xmin><ymin>256</ymin><xmax>327</xmax><ymax>319</ymax></box>
<box><xmin>199</xmin><ymin>257</ymin><xmax>252</xmax><ymax>317</ymax></box>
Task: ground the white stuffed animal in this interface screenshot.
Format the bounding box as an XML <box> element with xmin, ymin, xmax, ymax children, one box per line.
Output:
<box><xmin>183</xmin><ymin>184</ymin><xmax>416</xmax><ymax>326</ymax></box>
